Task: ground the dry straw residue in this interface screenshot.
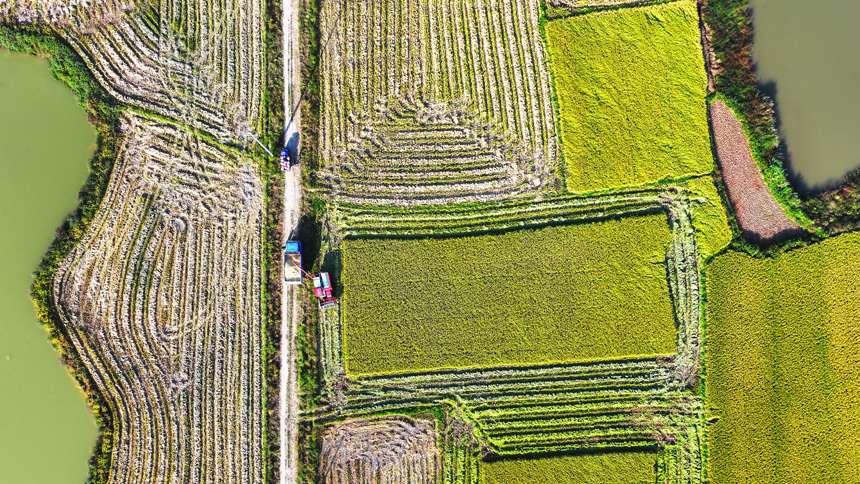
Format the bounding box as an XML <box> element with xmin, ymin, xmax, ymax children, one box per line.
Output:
<box><xmin>54</xmin><ymin>113</ymin><xmax>266</xmax><ymax>484</ymax></box>
<box><xmin>2</xmin><ymin>0</ymin><xmax>265</xmax><ymax>143</ymax></box>
<box><xmin>317</xmin><ymin>0</ymin><xmax>559</xmax><ymax>205</ymax></box>
<box><xmin>320</xmin><ymin>416</ymin><xmax>441</xmax><ymax>484</ymax></box>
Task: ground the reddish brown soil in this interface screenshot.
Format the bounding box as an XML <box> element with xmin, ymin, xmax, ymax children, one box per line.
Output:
<box><xmin>710</xmin><ymin>100</ymin><xmax>804</xmax><ymax>243</ymax></box>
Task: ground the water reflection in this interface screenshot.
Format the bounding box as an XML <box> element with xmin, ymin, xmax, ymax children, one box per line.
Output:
<box><xmin>750</xmin><ymin>0</ymin><xmax>860</xmax><ymax>192</ymax></box>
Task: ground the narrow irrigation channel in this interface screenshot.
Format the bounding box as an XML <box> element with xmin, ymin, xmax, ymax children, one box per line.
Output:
<box><xmin>0</xmin><ymin>47</ymin><xmax>97</xmax><ymax>484</ymax></box>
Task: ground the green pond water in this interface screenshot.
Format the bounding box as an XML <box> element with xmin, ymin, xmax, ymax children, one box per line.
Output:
<box><xmin>749</xmin><ymin>0</ymin><xmax>860</xmax><ymax>190</ymax></box>
<box><xmin>0</xmin><ymin>48</ymin><xmax>97</xmax><ymax>483</ymax></box>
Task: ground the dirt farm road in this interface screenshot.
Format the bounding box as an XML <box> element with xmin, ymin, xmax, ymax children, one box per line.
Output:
<box><xmin>280</xmin><ymin>168</ymin><xmax>300</xmax><ymax>484</ymax></box>
<box><xmin>280</xmin><ymin>0</ymin><xmax>301</xmax><ymax>480</ymax></box>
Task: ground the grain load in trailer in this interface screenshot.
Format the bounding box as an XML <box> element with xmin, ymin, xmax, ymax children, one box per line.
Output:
<box><xmin>283</xmin><ymin>241</ymin><xmax>303</xmax><ymax>284</ymax></box>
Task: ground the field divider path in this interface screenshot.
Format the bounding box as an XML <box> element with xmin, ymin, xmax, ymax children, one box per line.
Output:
<box><xmin>280</xmin><ymin>0</ymin><xmax>302</xmax><ymax>480</ymax></box>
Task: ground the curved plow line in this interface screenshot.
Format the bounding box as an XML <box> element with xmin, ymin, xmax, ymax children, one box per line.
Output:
<box><xmin>318</xmin><ymin>0</ymin><xmax>558</xmax><ymax>205</ymax></box>
<box><xmin>53</xmin><ymin>114</ymin><xmax>266</xmax><ymax>484</ymax></box>
<box><xmin>49</xmin><ymin>0</ymin><xmax>265</xmax><ymax>143</ymax></box>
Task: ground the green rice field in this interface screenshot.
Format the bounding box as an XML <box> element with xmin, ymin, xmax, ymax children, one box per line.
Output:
<box><xmin>706</xmin><ymin>232</ymin><xmax>860</xmax><ymax>484</ymax></box>
<box><xmin>340</xmin><ymin>214</ymin><xmax>677</xmax><ymax>375</ymax></box>
<box><xmin>546</xmin><ymin>0</ymin><xmax>712</xmax><ymax>192</ymax></box>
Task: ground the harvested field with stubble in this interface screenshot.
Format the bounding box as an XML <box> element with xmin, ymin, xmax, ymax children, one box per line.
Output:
<box><xmin>709</xmin><ymin>99</ymin><xmax>803</xmax><ymax>243</ymax></box>
<box><xmin>2</xmin><ymin>0</ymin><xmax>274</xmax><ymax>481</ymax></box>
<box><xmin>2</xmin><ymin>0</ymin><xmax>265</xmax><ymax>142</ymax></box>
<box><xmin>316</xmin><ymin>0</ymin><xmax>559</xmax><ymax>205</ymax></box>
<box><xmin>320</xmin><ymin>416</ymin><xmax>441</xmax><ymax>484</ymax></box>
<box><xmin>53</xmin><ymin>112</ymin><xmax>266</xmax><ymax>483</ymax></box>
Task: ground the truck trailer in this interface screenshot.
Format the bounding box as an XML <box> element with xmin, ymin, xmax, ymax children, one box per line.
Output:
<box><xmin>283</xmin><ymin>241</ymin><xmax>303</xmax><ymax>284</ymax></box>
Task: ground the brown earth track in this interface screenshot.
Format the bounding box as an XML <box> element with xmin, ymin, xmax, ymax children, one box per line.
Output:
<box><xmin>710</xmin><ymin>100</ymin><xmax>803</xmax><ymax>244</ymax></box>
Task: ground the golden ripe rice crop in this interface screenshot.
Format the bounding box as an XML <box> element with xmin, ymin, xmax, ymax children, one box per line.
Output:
<box><xmin>341</xmin><ymin>214</ymin><xmax>677</xmax><ymax>375</ymax></box>
<box><xmin>706</xmin><ymin>232</ymin><xmax>860</xmax><ymax>484</ymax></box>
<box><xmin>545</xmin><ymin>0</ymin><xmax>712</xmax><ymax>192</ymax></box>
<box><xmin>481</xmin><ymin>452</ymin><xmax>656</xmax><ymax>484</ymax></box>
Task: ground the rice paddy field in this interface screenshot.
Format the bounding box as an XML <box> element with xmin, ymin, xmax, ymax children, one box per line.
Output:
<box><xmin>481</xmin><ymin>452</ymin><xmax>656</xmax><ymax>484</ymax></box>
<box><xmin>9</xmin><ymin>0</ymin><xmax>858</xmax><ymax>482</ymax></box>
<box><xmin>706</xmin><ymin>232</ymin><xmax>860</xmax><ymax>484</ymax></box>
<box><xmin>340</xmin><ymin>214</ymin><xmax>677</xmax><ymax>375</ymax></box>
<box><xmin>686</xmin><ymin>175</ymin><xmax>733</xmax><ymax>259</ymax></box>
<box><xmin>545</xmin><ymin>0</ymin><xmax>713</xmax><ymax>192</ymax></box>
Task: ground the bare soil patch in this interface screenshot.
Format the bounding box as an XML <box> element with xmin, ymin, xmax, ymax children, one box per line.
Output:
<box><xmin>710</xmin><ymin>100</ymin><xmax>803</xmax><ymax>243</ymax></box>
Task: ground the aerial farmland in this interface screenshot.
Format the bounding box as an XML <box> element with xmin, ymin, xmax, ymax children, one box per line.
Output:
<box><xmin>1</xmin><ymin>0</ymin><xmax>859</xmax><ymax>483</ymax></box>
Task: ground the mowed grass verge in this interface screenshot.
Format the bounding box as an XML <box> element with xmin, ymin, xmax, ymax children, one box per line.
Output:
<box><xmin>341</xmin><ymin>214</ymin><xmax>676</xmax><ymax>375</ymax></box>
<box><xmin>546</xmin><ymin>0</ymin><xmax>712</xmax><ymax>192</ymax></box>
<box><xmin>481</xmin><ymin>452</ymin><xmax>656</xmax><ymax>484</ymax></box>
<box><xmin>707</xmin><ymin>233</ymin><xmax>860</xmax><ymax>484</ymax></box>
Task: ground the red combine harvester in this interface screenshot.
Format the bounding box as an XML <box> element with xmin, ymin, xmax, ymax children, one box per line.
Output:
<box><xmin>292</xmin><ymin>261</ymin><xmax>338</xmax><ymax>309</ymax></box>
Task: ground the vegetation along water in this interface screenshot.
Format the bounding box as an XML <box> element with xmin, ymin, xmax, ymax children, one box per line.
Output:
<box><xmin>0</xmin><ymin>48</ymin><xmax>97</xmax><ymax>483</ymax></box>
<box><xmin>749</xmin><ymin>0</ymin><xmax>860</xmax><ymax>190</ymax></box>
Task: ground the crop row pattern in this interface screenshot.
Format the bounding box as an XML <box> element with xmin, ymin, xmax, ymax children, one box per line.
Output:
<box><xmin>53</xmin><ymin>113</ymin><xmax>266</xmax><ymax>484</ymax></box>
<box><xmin>307</xmin><ymin>192</ymin><xmax>707</xmax><ymax>482</ymax></box>
<box><xmin>316</xmin><ymin>0</ymin><xmax>558</xmax><ymax>205</ymax></box>
<box><xmin>2</xmin><ymin>0</ymin><xmax>265</xmax><ymax>142</ymax></box>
